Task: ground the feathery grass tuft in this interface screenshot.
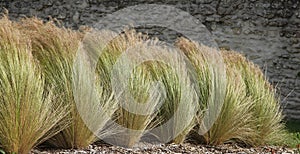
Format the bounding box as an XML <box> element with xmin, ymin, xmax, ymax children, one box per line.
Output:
<box><xmin>222</xmin><ymin>51</ymin><xmax>287</xmax><ymax>145</ymax></box>
<box><xmin>17</xmin><ymin>18</ymin><xmax>118</xmax><ymax>148</ymax></box>
<box><xmin>205</xmin><ymin>57</ymin><xmax>257</xmax><ymax>145</ymax></box>
<box><xmin>147</xmin><ymin>58</ymin><xmax>198</xmax><ymax>144</ymax></box>
<box><xmin>0</xmin><ymin>16</ymin><xmax>69</xmax><ymax>154</ymax></box>
<box><xmin>176</xmin><ymin>38</ymin><xmax>286</xmax><ymax>146</ymax></box>
<box><xmin>175</xmin><ymin>38</ymin><xmax>227</xmax><ymax>144</ymax></box>
<box><xmin>0</xmin><ymin>16</ymin><xmax>288</xmax><ymax>150</ymax></box>
<box><xmin>94</xmin><ymin>31</ymin><xmax>162</xmax><ymax>147</ymax></box>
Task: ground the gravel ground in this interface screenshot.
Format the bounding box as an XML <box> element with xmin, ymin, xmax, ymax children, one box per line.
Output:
<box><xmin>32</xmin><ymin>143</ymin><xmax>299</xmax><ymax>154</ymax></box>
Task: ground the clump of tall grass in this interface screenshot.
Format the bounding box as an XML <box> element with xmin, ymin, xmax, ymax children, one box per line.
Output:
<box><xmin>109</xmin><ymin>64</ymin><xmax>163</xmax><ymax>147</ymax></box>
<box><xmin>203</xmin><ymin>62</ymin><xmax>257</xmax><ymax>145</ymax></box>
<box><xmin>0</xmin><ymin>16</ymin><xmax>69</xmax><ymax>153</ymax></box>
<box><xmin>92</xmin><ymin>31</ymin><xmax>164</xmax><ymax>147</ymax></box>
<box><xmin>17</xmin><ymin>18</ymin><xmax>118</xmax><ymax>149</ymax></box>
<box><xmin>91</xmin><ymin>30</ymin><xmax>197</xmax><ymax>146</ymax></box>
<box><xmin>176</xmin><ymin>38</ymin><xmax>286</xmax><ymax>146</ymax></box>
<box><xmin>146</xmin><ymin>57</ymin><xmax>198</xmax><ymax>144</ymax></box>
<box><xmin>175</xmin><ymin>38</ymin><xmax>227</xmax><ymax>144</ymax></box>
<box><xmin>177</xmin><ymin>37</ymin><xmax>257</xmax><ymax>145</ymax></box>
<box><xmin>0</xmin><ymin>15</ymin><xmax>286</xmax><ymax>150</ymax></box>
<box><xmin>222</xmin><ymin>51</ymin><xmax>287</xmax><ymax>145</ymax></box>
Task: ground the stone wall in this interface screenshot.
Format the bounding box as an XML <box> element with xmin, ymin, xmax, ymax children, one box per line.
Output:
<box><xmin>1</xmin><ymin>0</ymin><xmax>299</xmax><ymax>120</ymax></box>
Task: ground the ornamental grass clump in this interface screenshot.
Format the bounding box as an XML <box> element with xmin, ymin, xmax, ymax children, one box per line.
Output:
<box><xmin>110</xmin><ymin>64</ymin><xmax>163</xmax><ymax>147</ymax></box>
<box><xmin>90</xmin><ymin>30</ymin><xmax>197</xmax><ymax>146</ymax></box>
<box><xmin>0</xmin><ymin>16</ymin><xmax>69</xmax><ymax>154</ymax></box>
<box><xmin>92</xmin><ymin>31</ymin><xmax>163</xmax><ymax>147</ymax></box>
<box><xmin>0</xmin><ymin>15</ymin><xmax>287</xmax><ymax>150</ymax></box>
<box><xmin>222</xmin><ymin>51</ymin><xmax>287</xmax><ymax>145</ymax></box>
<box><xmin>178</xmin><ymin>37</ymin><xmax>256</xmax><ymax>145</ymax></box>
<box><xmin>146</xmin><ymin>58</ymin><xmax>198</xmax><ymax>144</ymax></box>
<box><xmin>176</xmin><ymin>38</ymin><xmax>286</xmax><ymax>146</ymax></box>
<box><xmin>204</xmin><ymin>60</ymin><xmax>257</xmax><ymax>145</ymax></box>
<box><xmin>175</xmin><ymin>38</ymin><xmax>227</xmax><ymax>144</ymax></box>
<box><xmin>17</xmin><ymin>18</ymin><xmax>118</xmax><ymax>149</ymax></box>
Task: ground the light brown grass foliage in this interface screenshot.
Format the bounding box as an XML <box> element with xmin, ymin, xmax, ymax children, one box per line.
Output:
<box><xmin>176</xmin><ymin>38</ymin><xmax>286</xmax><ymax>146</ymax></box>
<box><xmin>93</xmin><ymin>31</ymin><xmax>164</xmax><ymax>147</ymax></box>
<box><xmin>0</xmin><ymin>16</ymin><xmax>69</xmax><ymax>153</ymax></box>
<box><xmin>17</xmin><ymin>18</ymin><xmax>118</xmax><ymax>149</ymax></box>
<box><xmin>175</xmin><ymin>38</ymin><xmax>227</xmax><ymax>144</ymax></box>
<box><xmin>145</xmin><ymin>57</ymin><xmax>198</xmax><ymax>144</ymax></box>
<box><xmin>0</xmin><ymin>15</ymin><xmax>287</xmax><ymax>151</ymax></box>
<box><xmin>204</xmin><ymin>60</ymin><xmax>257</xmax><ymax>145</ymax></box>
<box><xmin>222</xmin><ymin>51</ymin><xmax>287</xmax><ymax>145</ymax></box>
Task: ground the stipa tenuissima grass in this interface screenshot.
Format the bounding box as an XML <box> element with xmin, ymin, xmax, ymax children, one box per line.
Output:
<box><xmin>0</xmin><ymin>16</ymin><xmax>69</xmax><ymax>154</ymax></box>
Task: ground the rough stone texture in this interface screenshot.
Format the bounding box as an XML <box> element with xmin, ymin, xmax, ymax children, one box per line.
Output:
<box><xmin>0</xmin><ymin>0</ymin><xmax>299</xmax><ymax>120</ymax></box>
